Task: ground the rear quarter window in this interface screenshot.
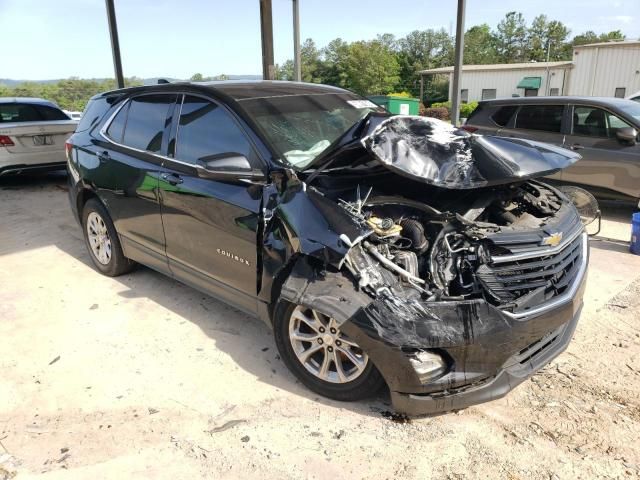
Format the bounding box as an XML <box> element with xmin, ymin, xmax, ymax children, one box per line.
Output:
<box><xmin>515</xmin><ymin>104</ymin><xmax>564</xmax><ymax>133</ymax></box>
<box><xmin>76</xmin><ymin>96</ymin><xmax>116</xmax><ymax>132</ymax></box>
<box><xmin>490</xmin><ymin>105</ymin><xmax>518</xmax><ymax>127</ymax></box>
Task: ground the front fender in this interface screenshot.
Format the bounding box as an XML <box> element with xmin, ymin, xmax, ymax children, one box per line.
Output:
<box><xmin>258</xmin><ymin>182</ymin><xmax>370</xmax><ymax>304</ymax></box>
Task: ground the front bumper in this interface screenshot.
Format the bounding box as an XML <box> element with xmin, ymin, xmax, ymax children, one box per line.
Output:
<box><xmin>390</xmin><ymin>301</ymin><xmax>582</xmax><ymax>415</ymax></box>
<box><xmin>342</xmin><ymin>233</ymin><xmax>588</xmax><ymax>416</ymax></box>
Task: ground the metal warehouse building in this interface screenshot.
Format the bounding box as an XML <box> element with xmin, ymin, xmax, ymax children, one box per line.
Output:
<box><xmin>420</xmin><ymin>40</ymin><xmax>640</xmax><ymax>102</ymax></box>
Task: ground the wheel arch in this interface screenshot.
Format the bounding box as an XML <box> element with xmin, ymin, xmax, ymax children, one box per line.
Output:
<box><xmin>75</xmin><ymin>187</ymin><xmax>99</xmax><ymax>223</ymax></box>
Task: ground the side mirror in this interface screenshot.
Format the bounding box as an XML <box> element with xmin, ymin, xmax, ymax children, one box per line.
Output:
<box><xmin>616</xmin><ymin>127</ymin><xmax>638</xmax><ymax>145</ymax></box>
<box><xmin>196</xmin><ymin>153</ymin><xmax>264</xmax><ymax>181</ymax></box>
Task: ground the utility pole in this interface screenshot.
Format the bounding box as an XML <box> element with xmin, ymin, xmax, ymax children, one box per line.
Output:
<box><xmin>260</xmin><ymin>0</ymin><xmax>275</xmax><ymax>80</ymax></box>
<box><xmin>105</xmin><ymin>0</ymin><xmax>124</xmax><ymax>88</ymax></box>
<box><xmin>450</xmin><ymin>0</ymin><xmax>466</xmax><ymax>126</ymax></box>
<box><xmin>292</xmin><ymin>0</ymin><xmax>301</xmax><ymax>81</ymax></box>
<box><xmin>545</xmin><ymin>39</ymin><xmax>552</xmax><ymax>95</ymax></box>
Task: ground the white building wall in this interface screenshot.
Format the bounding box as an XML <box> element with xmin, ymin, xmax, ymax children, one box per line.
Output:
<box><xmin>448</xmin><ymin>67</ymin><xmax>570</xmax><ymax>102</ymax></box>
<box><xmin>569</xmin><ymin>45</ymin><xmax>640</xmax><ymax>96</ymax></box>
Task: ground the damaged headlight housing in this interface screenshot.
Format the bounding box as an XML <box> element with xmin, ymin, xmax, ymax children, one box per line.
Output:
<box><xmin>407</xmin><ymin>349</ymin><xmax>448</xmax><ymax>383</ymax></box>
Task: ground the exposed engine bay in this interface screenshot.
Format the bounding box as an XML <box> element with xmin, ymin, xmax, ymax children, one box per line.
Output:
<box><xmin>336</xmin><ymin>180</ymin><xmax>579</xmax><ymax>311</ymax></box>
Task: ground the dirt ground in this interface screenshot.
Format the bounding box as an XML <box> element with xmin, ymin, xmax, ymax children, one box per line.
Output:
<box><xmin>1</xmin><ymin>173</ymin><xmax>639</xmax><ymax>480</ymax></box>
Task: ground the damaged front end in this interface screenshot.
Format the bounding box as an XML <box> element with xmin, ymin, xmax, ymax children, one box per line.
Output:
<box><xmin>274</xmin><ymin>116</ymin><xmax>587</xmax><ymax>415</ymax></box>
<box><xmin>334</xmin><ymin>179</ymin><xmax>587</xmax><ymax>414</ymax></box>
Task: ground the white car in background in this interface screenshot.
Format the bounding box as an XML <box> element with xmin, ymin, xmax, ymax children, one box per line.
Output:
<box><xmin>63</xmin><ymin>110</ymin><xmax>82</xmax><ymax>120</ymax></box>
<box><xmin>627</xmin><ymin>91</ymin><xmax>640</xmax><ymax>102</ymax></box>
<box><xmin>0</xmin><ymin>98</ymin><xmax>78</xmax><ymax>176</ymax></box>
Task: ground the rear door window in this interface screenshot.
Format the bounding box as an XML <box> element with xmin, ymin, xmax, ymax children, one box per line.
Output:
<box><xmin>490</xmin><ymin>105</ymin><xmax>518</xmax><ymax>127</ymax></box>
<box><xmin>120</xmin><ymin>95</ymin><xmax>176</xmax><ymax>154</ymax></box>
<box><xmin>174</xmin><ymin>95</ymin><xmax>255</xmax><ymax>165</ymax></box>
<box><xmin>515</xmin><ymin>105</ymin><xmax>564</xmax><ymax>133</ymax></box>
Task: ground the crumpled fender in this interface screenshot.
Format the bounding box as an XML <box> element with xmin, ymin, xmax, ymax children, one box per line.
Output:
<box><xmin>274</xmin><ymin>183</ymin><xmax>369</xmax><ymax>265</ymax></box>
<box><xmin>258</xmin><ymin>180</ymin><xmax>370</xmax><ymax>306</ymax></box>
<box><xmin>279</xmin><ymin>258</ymin><xmax>370</xmax><ymax>322</ymax></box>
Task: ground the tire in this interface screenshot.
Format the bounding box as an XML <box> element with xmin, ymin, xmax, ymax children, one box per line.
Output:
<box><xmin>81</xmin><ymin>198</ymin><xmax>135</xmax><ymax>277</ymax></box>
<box><xmin>274</xmin><ymin>300</ymin><xmax>385</xmax><ymax>402</ymax></box>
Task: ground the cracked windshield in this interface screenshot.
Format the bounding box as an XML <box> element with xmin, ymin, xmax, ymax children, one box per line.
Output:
<box><xmin>239</xmin><ymin>93</ymin><xmax>382</xmax><ymax>168</ymax></box>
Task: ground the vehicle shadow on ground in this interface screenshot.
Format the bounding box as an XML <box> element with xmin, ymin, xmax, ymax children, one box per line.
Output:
<box><xmin>589</xmin><ymin>237</ymin><xmax>631</xmax><ymax>254</ymax></box>
<box><xmin>0</xmin><ymin>173</ymin><xmax>392</xmax><ymax>419</ymax></box>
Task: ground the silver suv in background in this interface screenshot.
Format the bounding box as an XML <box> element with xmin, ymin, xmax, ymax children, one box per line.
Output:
<box><xmin>464</xmin><ymin>97</ymin><xmax>640</xmax><ymax>203</ymax></box>
<box><xmin>0</xmin><ymin>97</ymin><xmax>78</xmax><ymax>176</ymax></box>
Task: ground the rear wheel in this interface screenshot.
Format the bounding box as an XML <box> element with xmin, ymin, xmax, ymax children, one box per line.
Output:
<box><xmin>274</xmin><ymin>301</ymin><xmax>384</xmax><ymax>401</ymax></box>
<box><xmin>82</xmin><ymin>198</ymin><xmax>135</xmax><ymax>276</ymax></box>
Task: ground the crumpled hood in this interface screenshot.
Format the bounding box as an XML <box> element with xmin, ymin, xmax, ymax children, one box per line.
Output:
<box><xmin>360</xmin><ymin>116</ymin><xmax>581</xmax><ymax>189</ymax></box>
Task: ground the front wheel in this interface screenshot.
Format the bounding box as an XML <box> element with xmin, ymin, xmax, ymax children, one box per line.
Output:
<box><xmin>274</xmin><ymin>301</ymin><xmax>384</xmax><ymax>402</ymax></box>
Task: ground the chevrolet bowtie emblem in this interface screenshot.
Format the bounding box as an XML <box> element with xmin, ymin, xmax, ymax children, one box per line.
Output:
<box><xmin>541</xmin><ymin>232</ymin><xmax>563</xmax><ymax>247</ymax></box>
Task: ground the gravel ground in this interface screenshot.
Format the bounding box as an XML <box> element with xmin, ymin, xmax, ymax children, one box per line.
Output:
<box><xmin>1</xmin><ymin>173</ymin><xmax>639</xmax><ymax>480</ymax></box>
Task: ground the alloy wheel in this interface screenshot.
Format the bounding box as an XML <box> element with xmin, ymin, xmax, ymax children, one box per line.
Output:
<box><xmin>288</xmin><ymin>305</ymin><xmax>368</xmax><ymax>383</ymax></box>
<box><xmin>86</xmin><ymin>211</ymin><xmax>112</xmax><ymax>265</ymax></box>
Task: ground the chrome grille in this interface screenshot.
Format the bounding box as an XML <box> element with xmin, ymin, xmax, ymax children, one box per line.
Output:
<box><xmin>476</xmin><ymin>231</ymin><xmax>584</xmax><ymax>304</ymax></box>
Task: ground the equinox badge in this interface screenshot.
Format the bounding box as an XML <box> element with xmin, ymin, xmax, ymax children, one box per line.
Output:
<box><xmin>216</xmin><ymin>248</ymin><xmax>250</xmax><ymax>266</ymax></box>
<box><xmin>541</xmin><ymin>232</ymin><xmax>563</xmax><ymax>247</ymax></box>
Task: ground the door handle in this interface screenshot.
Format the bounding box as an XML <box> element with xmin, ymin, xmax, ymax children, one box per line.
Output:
<box><xmin>570</xmin><ymin>144</ymin><xmax>584</xmax><ymax>151</ymax></box>
<box><xmin>161</xmin><ymin>173</ymin><xmax>183</xmax><ymax>185</ymax></box>
<box><xmin>97</xmin><ymin>151</ymin><xmax>110</xmax><ymax>163</ymax></box>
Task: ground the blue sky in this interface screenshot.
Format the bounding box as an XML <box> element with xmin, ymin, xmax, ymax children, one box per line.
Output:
<box><xmin>1</xmin><ymin>0</ymin><xmax>638</xmax><ymax>80</ymax></box>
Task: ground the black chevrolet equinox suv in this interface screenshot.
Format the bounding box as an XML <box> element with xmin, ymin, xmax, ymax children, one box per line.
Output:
<box><xmin>67</xmin><ymin>81</ymin><xmax>588</xmax><ymax>415</ymax></box>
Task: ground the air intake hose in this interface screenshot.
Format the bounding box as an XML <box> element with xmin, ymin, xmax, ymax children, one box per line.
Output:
<box><xmin>400</xmin><ymin>219</ymin><xmax>429</xmax><ymax>254</ymax></box>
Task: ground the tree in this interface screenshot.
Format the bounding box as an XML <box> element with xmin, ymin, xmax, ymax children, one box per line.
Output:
<box><xmin>342</xmin><ymin>40</ymin><xmax>400</xmax><ymax>95</ymax></box>
<box><xmin>572</xmin><ymin>30</ymin><xmax>625</xmax><ymax>47</ymax></box>
<box><xmin>495</xmin><ymin>12</ymin><xmax>528</xmax><ymax>62</ymax></box>
<box><xmin>464</xmin><ymin>24</ymin><xmax>498</xmax><ymax>64</ymax></box>
<box><xmin>299</xmin><ymin>39</ymin><xmax>323</xmax><ymax>83</ymax></box>
<box><xmin>597</xmin><ymin>30</ymin><xmax>625</xmax><ymax>42</ymax></box>
<box><xmin>396</xmin><ymin>29</ymin><xmax>453</xmax><ymax>96</ymax></box>
<box><xmin>190</xmin><ymin>73</ymin><xmax>204</xmax><ymax>81</ymax></box>
<box><xmin>528</xmin><ymin>15</ymin><xmax>571</xmax><ymax>61</ymax></box>
<box><xmin>320</xmin><ymin>38</ymin><xmax>350</xmax><ymax>87</ymax></box>
<box><xmin>376</xmin><ymin>33</ymin><xmax>398</xmax><ymax>51</ymax></box>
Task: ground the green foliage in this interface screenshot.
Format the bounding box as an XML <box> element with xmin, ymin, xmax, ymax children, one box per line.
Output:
<box><xmin>0</xmin><ymin>77</ymin><xmax>142</xmax><ymax>111</ymax></box>
<box><xmin>337</xmin><ymin>39</ymin><xmax>400</xmax><ymax>95</ymax></box>
<box><xmin>527</xmin><ymin>15</ymin><xmax>570</xmax><ymax>61</ymax></box>
<box><xmin>495</xmin><ymin>12</ymin><xmax>528</xmax><ymax>62</ymax></box>
<box><xmin>271</xmin><ymin>12</ymin><xmax>628</xmax><ymax>104</ymax></box>
<box><xmin>430</xmin><ymin>101</ymin><xmax>478</xmax><ymax>118</ymax></box>
<box><xmin>422</xmin><ymin>107</ymin><xmax>450</xmax><ymax>121</ymax></box>
<box><xmin>461</xmin><ymin>102</ymin><xmax>479</xmax><ymax>118</ymax></box>
<box><xmin>572</xmin><ymin>30</ymin><xmax>625</xmax><ymax>46</ymax></box>
<box><xmin>464</xmin><ymin>24</ymin><xmax>499</xmax><ymax>64</ymax></box>
<box><xmin>396</xmin><ymin>28</ymin><xmax>453</xmax><ymax>96</ymax></box>
<box><xmin>386</xmin><ymin>91</ymin><xmax>413</xmax><ymax>98</ymax></box>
